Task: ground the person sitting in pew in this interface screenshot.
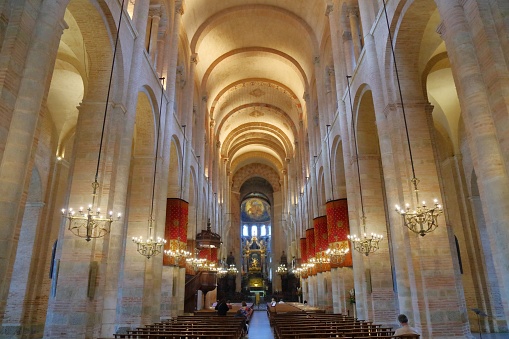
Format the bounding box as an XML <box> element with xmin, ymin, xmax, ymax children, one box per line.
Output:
<box><xmin>234</xmin><ymin>309</ymin><xmax>249</xmax><ymax>335</ymax></box>
<box><xmin>215</xmin><ymin>299</ymin><xmax>230</xmax><ymax>316</ymax></box>
<box><xmin>393</xmin><ymin>314</ymin><xmax>420</xmax><ymax>337</ymax></box>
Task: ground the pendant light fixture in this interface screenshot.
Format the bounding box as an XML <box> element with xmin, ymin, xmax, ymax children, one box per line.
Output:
<box><xmin>345</xmin><ymin>76</ymin><xmax>383</xmax><ymax>256</ymax></box>
<box><xmin>61</xmin><ymin>0</ymin><xmax>124</xmax><ymax>241</ymax></box>
<box><xmin>381</xmin><ymin>0</ymin><xmax>443</xmax><ymax>236</ymax></box>
<box><xmin>132</xmin><ymin>78</ymin><xmax>167</xmax><ymax>259</ymax></box>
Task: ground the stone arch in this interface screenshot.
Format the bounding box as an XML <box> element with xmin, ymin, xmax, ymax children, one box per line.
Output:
<box><xmin>317</xmin><ymin>166</ymin><xmax>326</xmax><ymax>210</ymax></box>
<box><xmin>210</xmin><ymin>78</ymin><xmax>303</xmax><ymax>126</ymax></box>
<box><xmin>190</xmin><ymin>4</ymin><xmax>319</xmax><ymax>55</ymax></box>
<box><xmin>222</xmin><ymin>123</ymin><xmax>293</xmax><ymax>159</ymax></box>
<box><xmin>168</xmin><ymin>136</ymin><xmax>183</xmax><ymax>198</ymax></box>
<box><xmin>232</xmin><ymin>163</ymin><xmax>281</xmax><ymax>192</ymax></box>
<box><xmin>216</xmin><ymin>101</ymin><xmax>298</xmax><ymax>142</ymax></box>
<box><xmin>384</xmin><ymin>0</ymin><xmax>439</xmax><ymax>101</ymax></box>
<box><xmin>230</xmin><ymin>151</ymin><xmax>282</xmax><ymax>175</ymax></box>
<box><xmin>201</xmin><ymin>48</ymin><xmax>308</xmax><ymax>94</ymax></box>
<box><xmin>331</xmin><ymin>135</ymin><xmax>347</xmax><ymax>199</ymax></box>
<box><xmin>133</xmin><ymin>90</ymin><xmax>157</xmax><ymax>156</ymax></box>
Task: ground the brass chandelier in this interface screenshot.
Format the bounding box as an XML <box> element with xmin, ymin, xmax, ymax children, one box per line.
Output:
<box><xmin>227</xmin><ymin>264</ymin><xmax>239</xmax><ymax>276</ymax></box>
<box><xmin>276</xmin><ymin>264</ymin><xmax>288</xmax><ymax>276</ymax></box>
<box><xmin>132</xmin><ymin>78</ymin><xmax>167</xmax><ymax>259</ymax></box>
<box><xmin>326</xmin><ymin>246</ymin><xmax>349</xmax><ymax>265</ymax></box>
<box><xmin>345</xmin><ymin>76</ymin><xmax>383</xmax><ymax>256</ymax></box>
<box><xmin>381</xmin><ymin>0</ymin><xmax>443</xmax><ymax>235</ymax></box>
<box><xmin>62</xmin><ymin>0</ymin><xmax>125</xmax><ymax>241</ymax></box>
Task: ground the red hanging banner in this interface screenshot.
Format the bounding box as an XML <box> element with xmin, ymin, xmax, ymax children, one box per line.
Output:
<box><xmin>164</xmin><ymin>198</ymin><xmax>189</xmax><ymax>266</ymax></box>
<box><xmin>300</xmin><ymin>237</ymin><xmax>307</xmax><ymax>263</ymax></box>
<box><xmin>313</xmin><ymin>216</ymin><xmax>329</xmax><ymax>253</ymax></box>
<box><xmin>314</xmin><ymin>216</ymin><xmax>330</xmax><ymax>272</ymax></box>
<box><xmin>305</xmin><ymin>228</ymin><xmax>316</xmax><ymax>260</ymax></box>
<box><xmin>326</xmin><ymin>199</ymin><xmax>352</xmax><ymax>268</ymax></box>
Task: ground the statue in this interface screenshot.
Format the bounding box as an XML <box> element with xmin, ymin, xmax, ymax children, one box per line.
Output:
<box><xmin>227</xmin><ymin>251</ymin><xmax>235</xmax><ymax>265</ymax></box>
<box><xmin>281</xmin><ymin>251</ymin><xmax>287</xmax><ymax>265</ymax></box>
<box><xmin>251</xmin><ymin>257</ymin><xmax>259</xmax><ymax>268</ymax></box>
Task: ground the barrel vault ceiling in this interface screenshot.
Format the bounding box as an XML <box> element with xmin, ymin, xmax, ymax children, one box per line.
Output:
<box><xmin>182</xmin><ymin>0</ymin><xmax>328</xmax><ymax>182</ymax></box>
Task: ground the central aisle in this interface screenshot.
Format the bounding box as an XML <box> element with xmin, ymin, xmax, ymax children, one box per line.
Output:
<box><xmin>246</xmin><ymin>310</ymin><xmax>274</xmax><ymax>339</ymax></box>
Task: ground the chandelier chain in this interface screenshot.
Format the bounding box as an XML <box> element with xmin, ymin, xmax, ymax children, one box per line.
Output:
<box><xmin>96</xmin><ymin>0</ymin><xmax>125</xmax><ymax>185</ymax></box>
<box><xmin>326</xmin><ymin>124</ymin><xmax>335</xmax><ymax>200</ymax></box>
<box><xmin>382</xmin><ymin>0</ymin><xmax>417</xmax><ymax>183</ymax></box>
<box><xmin>346</xmin><ymin>76</ymin><xmax>367</xmax><ymax>233</ymax></box>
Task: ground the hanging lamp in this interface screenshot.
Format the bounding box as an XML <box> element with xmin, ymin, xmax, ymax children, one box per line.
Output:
<box><xmin>345</xmin><ymin>76</ymin><xmax>383</xmax><ymax>256</ymax></box>
<box><xmin>381</xmin><ymin>0</ymin><xmax>443</xmax><ymax>236</ymax></box>
<box><xmin>132</xmin><ymin>78</ymin><xmax>167</xmax><ymax>259</ymax></box>
<box><xmin>61</xmin><ymin>0</ymin><xmax>125</xmax><ymax>241</ymax></box>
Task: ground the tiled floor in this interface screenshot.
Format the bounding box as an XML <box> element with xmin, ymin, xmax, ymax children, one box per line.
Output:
<box><xmin>246</xmin><ymin>309</ymin><xmax>274</xmax><ymax>339</ymax></box>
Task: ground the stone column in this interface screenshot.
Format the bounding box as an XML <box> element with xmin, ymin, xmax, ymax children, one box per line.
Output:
<box><xmin>316</xmin><ymin>272</ymin><xmax>325</xmax><ymax>307</ymax></box>
<box><xmin>107</xmin><ymin>0</ymin><xmax>154</xmax><ymax>333</ymax></box>
<box><xmin>0</xmin><ymin>0</ymin><xmax>66</xmax><ymax>321</ymax></box>
<box><xmin>358</xmin><ymin>0</ymin><xmax>376</xmax><ymax>37</ymax></box>
<box><xmin>313</xmin><ymin>57</ymin><xmax>329</xmax><ymax>142</ymax></box>
<box><xmin>341</xmin><ymin>9</ymin><xmax>355</xmax><ymax>76</ymax></box>
<box><xmin>159</xmin><ymin>0</ymin><xmax>183</xmax><ymax>321</ymax></box>
<box><xmin>148</xmin><ymin>6</ymin><xmax>161</xmax><ymax>64</ymax></box>
<box><xmin>181</xmin><ymin>54</ymin><xmax>198</xmax><ymax>206</ymax></box>
<box><xmin>347</xmin><ymin>6</ymin><xmax>361</xmax><ymax>62</ymax></box>
<box><xmin>308</xmin><ymin>275</ymin><xmax>317</xmax><ymax>306</ymax></box>
<box><xmin>436</xmin><ymin>0</ymin><xmax>509</xmax><ymax>326</ymax></box>
<box><xmin>326</xmin><ymin>1</ymin><xmax>348</xmax><ymax>96</ymax></box>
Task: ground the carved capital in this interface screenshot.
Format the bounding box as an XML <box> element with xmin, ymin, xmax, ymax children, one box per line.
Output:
<box><xmin>149</xmin><ymin>6</ymin><xmax>162</xmax><ymax>18</ymax></box>
<box><xmin>191</xmin><ymin>53</ymin><xmax>199</xmax><ymax>64</ymax></box>
<box><xmin>325</xmin><ymin>4</ymin><xmax>333</xmax><ymax>16</ymax></box>
<box><xmin>327</xmin><ymin>65</ymin><xmax>335</xmax><ymax>77</ymax></box>
<box><xmin>303</xmin><ymin>92</ymin><xmax>310</xmax><ymax>102</ymax></box>
<box><xmin>436</xmin><ymin>21</ymin><xmax>445</xmax><ymax>40</ymax></box>
<box><xmin>347</xmin><ymin>7</ymin><xmax>359</xmax><ymax>18</ymax></box>
<box><xmin>175</xmin><ymin>1</ymin><xmax>184</xmax><ymax>15</ymax></box>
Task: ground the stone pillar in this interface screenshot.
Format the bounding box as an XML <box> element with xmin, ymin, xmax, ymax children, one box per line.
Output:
<box><xmin>148</xmin><ymin>6</ymin><xmax>161</xmax><ymax>64</ymax></box>
<box><xmin>308</xmin><ymin>275</ymin><xmax>317</xmax><ymax>306</ymax></box>
<box><xmin>347</xmin><ymin>32</ymin><xmax>398</xmax><ymax>325</ymax></box>
<box><xmin>347</xmin><ymin>6</ymin><xmax>361</xmax><ymax>62</ymax></box>
<box><xmin>331</xmin><ymin>268</ymin><xmax>340</xmax><ymax>313</ymax></box>
<box><xmin>326</xmin><ymin>2</ymin><xmax>348</xmax><ymax>96</ymax></box>
<box><xmin>316</xmin><ymin>272</ymin><xmax>325</xmax><ymax>308</ymax></box>
<box><xmin>0</xmin><ymin>0</ymin><xmax>66</xmax><ymax>321</ymax></box>
<box><xmin>107</xmin><ymin>0</ymin><xmax>155</xmax><ymax>334</ymax></box>
<box><xmin>181</xmin><ymin>54</ymin><xmax>198</xmax><ymax>205</ymax></box>
<box><xmin>358</xmin><ymin>0</ymin><xmax>376</xmax><ymax>37</ymax></box>
<box><xmin>341</xmin><ymin>9</ymin><xmax>355</xmax><ymax>77</ymax></box>
<box><xmin>436</xmin><ymin>0</ymin><xmax>509</xmax><ymax>325</ymax></box>
<box><xmin>159</xmin><ymin>1</ymin><xmax>183</xmax><ymax>319</ymax></box>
